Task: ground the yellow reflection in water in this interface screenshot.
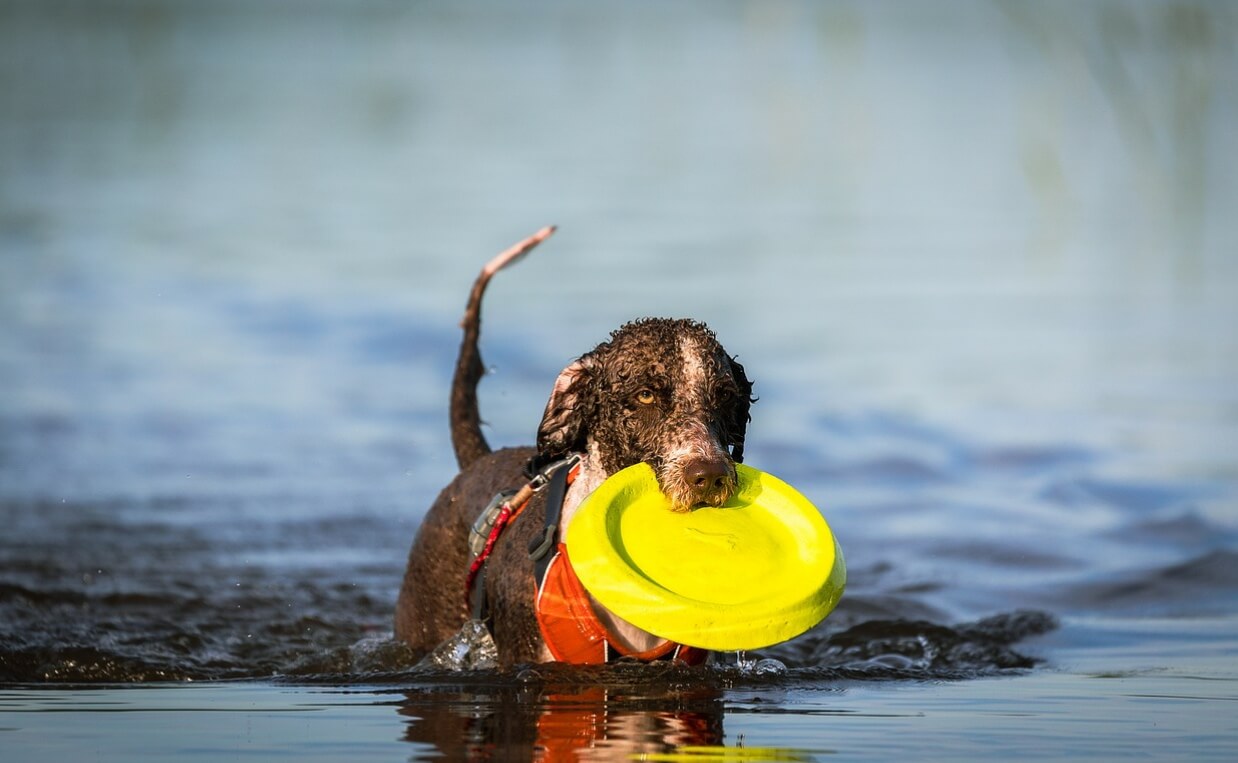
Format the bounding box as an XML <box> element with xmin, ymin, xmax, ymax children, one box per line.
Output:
<box><xmin>634</xmin><ymin>744</ymin><xmax>823</xmax><ymax>761</ymax></box>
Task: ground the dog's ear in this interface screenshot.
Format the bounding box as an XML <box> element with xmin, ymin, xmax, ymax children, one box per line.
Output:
<box><xmin>536</xmin><ymin>357</ymin><xmax>595</xmax><ymax>459</ymax></box>
<box><xmin>725</xmin><ymin>355</ymin><xmax>755</xmax><ymax>463</ymax></box>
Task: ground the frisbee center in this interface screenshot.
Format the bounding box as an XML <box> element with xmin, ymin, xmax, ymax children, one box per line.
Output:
<box><xmin>619</xmin><ymin>500</ymin><xmax>785</xmax><ymax>605</ymax></box>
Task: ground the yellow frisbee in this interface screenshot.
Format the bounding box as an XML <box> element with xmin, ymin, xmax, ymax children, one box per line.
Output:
<box><xmin>564</xmin><ymin>462</ymin><xmax>845</xmax><ymax>651</ymax></box>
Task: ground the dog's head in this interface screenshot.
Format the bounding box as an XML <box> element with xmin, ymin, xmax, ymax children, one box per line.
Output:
<box><xmin>536</xmin><ymin>318</ymin><xmax>754</xmax><ymax>511</ymax></box>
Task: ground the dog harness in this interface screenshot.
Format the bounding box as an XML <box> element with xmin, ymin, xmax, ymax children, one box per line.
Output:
<box><xmin>465</xmin><ymin>455</ymin><xmax>707</xmax><ymax>666</ymax></box>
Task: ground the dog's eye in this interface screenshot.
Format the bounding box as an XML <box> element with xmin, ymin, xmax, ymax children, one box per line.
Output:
<box><xmin>635</xmin><ymin>389</ymin><xmax>656</xmax><ymax>405</ymax></box>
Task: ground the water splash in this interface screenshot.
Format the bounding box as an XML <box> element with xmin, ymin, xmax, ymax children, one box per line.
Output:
<box><xmin>732</xmin><ymin>650</ymin><xmax>789</xmax><ymax>676</ymax></box>
<box><xmin>415</xmin><ymin>620</ymin><xmax>499</xmax><ymax>671</ymax></box>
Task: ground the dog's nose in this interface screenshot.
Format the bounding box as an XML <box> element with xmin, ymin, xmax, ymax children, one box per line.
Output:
<box><xmin>683</xmin><ymin>457</ymin><xmax>736</xmax><ymax>506</ymax></box>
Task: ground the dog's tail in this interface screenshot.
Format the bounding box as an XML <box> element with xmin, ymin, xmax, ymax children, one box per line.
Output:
<box><xmin>450</xmin><ymin>225</ymin><xmax>557</xmax><ymax>470</ymax></box>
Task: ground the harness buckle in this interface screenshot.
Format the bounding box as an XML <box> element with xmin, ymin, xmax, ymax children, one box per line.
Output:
<box><xmin>528</xmin><ymin>453</ymin><xmax>582</xmax><ymax>493</ymax></box>
<box><xmin>526</xmin><ymin>527</ymin><xmax>557</xmax><ymax>565</ymax></box>
<box><xmin>467</xmin><ymin>489</ymin><xmax>517</xmax><ymax>561</ymax></box>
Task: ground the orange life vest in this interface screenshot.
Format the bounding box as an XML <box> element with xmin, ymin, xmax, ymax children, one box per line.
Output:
<box><xmin>535</xmin><ymin>542</ymin><xmax>708</xmax><ymax>666</ymax></box>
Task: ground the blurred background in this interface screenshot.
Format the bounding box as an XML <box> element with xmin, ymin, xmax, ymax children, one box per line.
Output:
<box><xmin>1</xmin><ymin>0</ymin><xmax>1236</xmax><ymax>678</ymax></box>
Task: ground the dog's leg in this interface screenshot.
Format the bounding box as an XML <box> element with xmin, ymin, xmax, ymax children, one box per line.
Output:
<box><xmin>450</xmin><ymin>226</ymin><xmax>556</xmax><ymax>469</ymax></box>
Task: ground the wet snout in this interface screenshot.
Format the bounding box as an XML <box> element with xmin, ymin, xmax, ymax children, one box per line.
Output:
<box><xmin>656</xmin><ymin>418</ymin><xmax>738</xmax><ymax>511</ymax></box>
<box><xmin>681</xmin><ymin>452</ymin><xmax>736</xmax><ymax>508</ymax></box>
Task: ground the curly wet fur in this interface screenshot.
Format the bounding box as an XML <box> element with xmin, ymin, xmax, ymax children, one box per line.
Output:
<box><xmin>538</xmin><ymin>318</ymin><xmax>754</xmax><ymax>511</ymax></box>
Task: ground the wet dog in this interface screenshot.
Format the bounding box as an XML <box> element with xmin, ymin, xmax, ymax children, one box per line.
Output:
<box><xmin>394</xmin><ymin>227</ymin><xmax>754</xmax><ymax>666</ymax></box>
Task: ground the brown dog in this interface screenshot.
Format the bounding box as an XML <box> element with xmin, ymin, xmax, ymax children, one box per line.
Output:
<box><xmin>394</xmin><ymin>228</ymin><xmax>754</xmax><ymax>666</ymax></box>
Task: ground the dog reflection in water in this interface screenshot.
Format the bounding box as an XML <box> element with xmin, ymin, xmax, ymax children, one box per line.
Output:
<box><xmin>398</xmin><ymin>681</ymin><xmax>723</xmax><ymax>761</ymax></box>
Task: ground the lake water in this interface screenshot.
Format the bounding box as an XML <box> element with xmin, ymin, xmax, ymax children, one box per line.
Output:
<box><xmin>2</xmin><ymin>1</ymin><xmax>1236</xmax><ymax>760</ymax></box>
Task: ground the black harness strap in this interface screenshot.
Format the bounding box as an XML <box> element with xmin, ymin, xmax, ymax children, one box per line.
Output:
<box><xmin>469</xmin><ymin>567</ymin><xmax>488</xmax><ymax>621</ymax></box>
<box><xmin>527</xmin><ymin>458</ymin><xmax>572</xmax><ymax>585</ymax></box>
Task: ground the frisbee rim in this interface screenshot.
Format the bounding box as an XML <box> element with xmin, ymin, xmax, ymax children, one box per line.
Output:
<box><xmin>563</xmin><ymin>462</ymin><xmax>845</xmax><ymax>650</ymax></box>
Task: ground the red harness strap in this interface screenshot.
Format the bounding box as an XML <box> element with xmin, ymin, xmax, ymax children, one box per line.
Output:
<box><xmin>463</xmin><ymin>501</ymin><xmax>517</xmax><ymax>606</ymax></box>
<box><xmin>535</xmin><ymin>542</ymin><xmax>708</xmax><ymax>666</ymax></box>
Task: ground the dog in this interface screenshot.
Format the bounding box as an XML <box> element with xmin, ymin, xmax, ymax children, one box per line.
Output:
<box><xmin>394</xmin><ymin>227</ymin><xmax>754</xmax><ymax>666</ymax></box>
